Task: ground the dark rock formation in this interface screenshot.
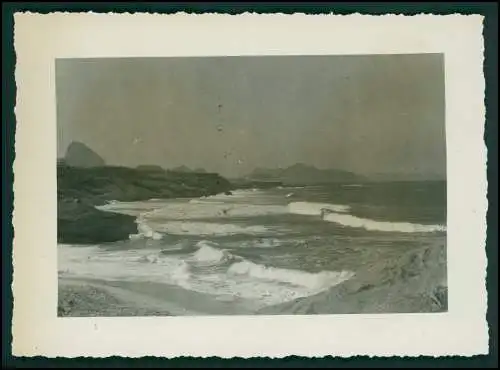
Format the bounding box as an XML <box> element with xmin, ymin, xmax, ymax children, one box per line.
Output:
<box><xmin>64</xmin><ymin>141</ymin><xmax>105</xmax><ymax>168</ymax></box>
<box><xmin>58</xmin><ymin>200</ymin><xmax>137</xmax><ymax>244</ymax></box>
<box><xmin>57</xmin><ymin>160</ymin><xmax>232</xmax><ymax>244</ymax></box>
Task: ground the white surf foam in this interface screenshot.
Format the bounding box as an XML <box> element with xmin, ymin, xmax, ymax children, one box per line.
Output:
<box><xmin>150</xmin><ymin>221</ymin><xmax>271</xmax><ymax>236</ymax></box>
<box><xmin>238</xmin><ymin>238</ymin><xmax>282</xmax><ymax>249</ymax></box>
<box><xmin>187</xmin><ymin>272</ymin><xmax>330</xmax><ymax>307</ymax></box>
<box><xmin>95</xmin><ymin>201</ymin><xmax>165</xmax><ymax>216</ymax></box>
<box><xmin>288</xmin><ymin>201</ymin><xmax>350</xmax><ymax>216</ymax></box>
<box><xmin>58</xmin><ymin>244</ymin><xmax>353</xmax><ymax>309</ymax></box>
<box><xmin>58</xmin><ymin>245</ymin><xmax>192</xmax><ymax>286</ymax></box>
<box><xmin>201</xmin><ymin>189</ymin><xmax>263</xmax><ymax>200</ymax></box>
<box><xmin>322</xmin><ymin>212</ymin><xmax>446</xmax><ymax>233</ymax></box>
<box><xmin>144</xmin><ymin>202</ymin><xmax>287</xmax><ymax>220</ymax></box>
<box><xmin>188</xmin><ymin>199</ymin><xmax>226</xmax><ymax>205</ymax></box>
<box><xmin>96</xmin><ymin>196</ymin><xmax>288</xmax><ymax>242</ymax></box>
<box><xmin>227</xmin><ymin>260</ymin><xmax>354</xmax><ymax>290</ymax></box>
<box><xmin>191</xmin><ymin>242</ymin><xmax>230</xmax><ymax>265</ymax></box>
<box><xmin>194</xmin><ymin>240</ymin><xmax>220</xmax><ymax>248</ymax></box>
<box><xmin>129</xmin><ymin>217</ymin><xmax>163</xmax><ymax>240</ymax></box>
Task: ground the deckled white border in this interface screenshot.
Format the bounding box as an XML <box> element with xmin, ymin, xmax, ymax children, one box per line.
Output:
<box><xmin>12</xmin><ymin>13</ymin><xmax>488</xmax><ymax>358</ymax></box>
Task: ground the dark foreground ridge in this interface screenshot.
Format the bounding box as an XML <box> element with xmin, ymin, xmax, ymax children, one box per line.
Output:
<box><xmin>58</xmin><ymin>160</ymin><xmax>232</xmax><ymax>244</ymax></box>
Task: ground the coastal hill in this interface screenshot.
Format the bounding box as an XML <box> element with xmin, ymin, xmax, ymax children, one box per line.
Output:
<box><xmin>58</xmin><ymin>164</ymin><xmax>231</xmax><ymax>205</ymax></box>
<box><xmin>247</xmin><ymin>163</ymin><xmax>365</xmax><ymax>185</ymax></box>
<box><xmin>58</xmin><ymin>142</ymin><xmax>232</xmax><ymax>244</ymax></box>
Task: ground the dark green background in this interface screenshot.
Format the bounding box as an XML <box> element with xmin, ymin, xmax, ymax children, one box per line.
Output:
<box><xmin>2</xmin><ymin>2</ymin><xmax>497</xmax><ymax>368</ymax></box>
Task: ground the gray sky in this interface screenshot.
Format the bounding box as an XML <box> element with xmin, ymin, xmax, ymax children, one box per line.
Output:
<box><xmin>56</xmin><ymin>54</ymin><xmax>446</xmax><ymax>178</ymax></box>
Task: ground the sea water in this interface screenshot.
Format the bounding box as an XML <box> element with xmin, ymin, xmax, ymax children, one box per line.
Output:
<box><xmin>58</xmin><ymin>181</ymin><xmax>447</xmax><ymax>314</ymax></box>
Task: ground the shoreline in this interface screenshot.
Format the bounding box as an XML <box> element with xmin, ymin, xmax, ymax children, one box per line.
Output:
<box><xmin>58</xmin><ymin>241</ymin><xmax>446</xmax><ymax>317</ymax></box>
<box><xmin>58</xmin><ymin>277</ymin><xmax>177</xmax><ymax>317</ymax></box>
<box><xmin>57</xmin><ymin>276</ymin><xmax>255</xmax><ymax>317</ymax></box>
<box><xmin>57</xmin><ymin>161</ymin><xmax>288</xmax><ymax>245</ymax></box>
<box><xmin>58</xmin><ymin>189</ymin><xmax>249</xmax><ymax>245</ymax></box>
<box><xmin>57</xmin><ymin>178</ymin><xmax>448</xmax><ymax>316</ymax></box>
<box><xmin>57</xmin><ymin>163</ymin><xmax>238</xmax><ymax>245</ymax></box>
<box><xmin>258</xmin><ymin>242</ymin><xmax>447</xmax><ymax>315</ymax></box>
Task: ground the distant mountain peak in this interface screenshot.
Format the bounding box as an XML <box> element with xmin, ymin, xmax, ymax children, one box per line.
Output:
<box><xmin>64</xmin><ymin>141</ymin><xmax>105</xmax><ymax>168</ymax></box>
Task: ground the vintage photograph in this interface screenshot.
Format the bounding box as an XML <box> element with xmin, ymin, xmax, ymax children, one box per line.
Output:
<box><xmin>56</xmin><ymin>54</ymin><xmax>448</xmax><ymax>317</ymax></box>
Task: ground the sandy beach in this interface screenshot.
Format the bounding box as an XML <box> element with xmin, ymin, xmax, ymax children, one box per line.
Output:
<box><xmin>58</xmin><ymin>278</ymin><xmax>174</xmax><ymax>317</ymax></box>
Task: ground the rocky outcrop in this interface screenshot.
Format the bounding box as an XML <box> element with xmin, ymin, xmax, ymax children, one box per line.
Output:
<box><xmin>57</xmin><ymin>160</ymin><xmax>233</xmax><ymax>244</ymax></box>
<box><xmin>58</xmin><ymin>200</ymin><xmax>137</xmax><ymax>244</ymax></box>
<box><xmin>64</xmin><ymin>141</ymin><xmax>105</xmax><ymax>168</ymax></box>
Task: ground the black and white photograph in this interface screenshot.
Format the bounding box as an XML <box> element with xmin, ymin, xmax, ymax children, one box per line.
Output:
<box><xmin>11</xmin><ymin>12</ymin><xmax>488</xmax><ymax>359</ymax></box>
<box><xmin>56</xmin><ymin>54</ymin><xmax>448</xmax><ymax>317</ymax></box>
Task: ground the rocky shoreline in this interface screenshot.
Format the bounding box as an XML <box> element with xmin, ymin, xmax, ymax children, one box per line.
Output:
<box><xmin>57</xmin><ymin>163</ymin><xmax>233</xmax><ymax>244</ymax></box>
<box><xmin>58</xmin><ymin>201</ymin><xmax>139</xmax><ymax>244</ymax></box>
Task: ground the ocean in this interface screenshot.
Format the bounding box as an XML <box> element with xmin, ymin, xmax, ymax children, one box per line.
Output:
<box><xmin>58</xmin><ymin>181</ymin><xmax>447</xmax><ymax>315</ymax></box>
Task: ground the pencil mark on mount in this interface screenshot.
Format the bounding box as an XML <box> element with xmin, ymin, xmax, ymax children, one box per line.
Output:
<box><xmin>56</xmin><ymin>54</ymin><xmax>447</xmax><ymax>317</ymax></box>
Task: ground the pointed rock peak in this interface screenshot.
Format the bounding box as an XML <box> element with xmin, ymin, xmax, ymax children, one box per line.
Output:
<box><xmin>64</xmin><ymin>141</ymin><xmax>105</xmax><ymax>168</ymax></box>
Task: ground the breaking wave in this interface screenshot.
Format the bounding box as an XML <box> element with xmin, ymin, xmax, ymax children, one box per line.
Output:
<box><xmin>288</xmin><ymin>201</ymin><xmax>350</xmax><ymax>215</ymax></box>
<box><xmin>258</xmin><ymin>243</ymin><xmax>447</xmax><ymax>315</ymax></box>
<box><xmin>190</xmin><ymin>241</ymin><xmax>234</xmax><ymax>265</ymax></box>
<box><xmin>227</xmin><ymin>260</ymin><xmax>354</xmax><ymax>290</ymax></box>
<box><xmin>322</xmin><ymin>212</ymin><xmax>446</xmax><ymax>233</ymax></box>
<box><xmin>129</xmin><ymin>217</ymin><xmax>163</xmax><ymax>240</ymax></box>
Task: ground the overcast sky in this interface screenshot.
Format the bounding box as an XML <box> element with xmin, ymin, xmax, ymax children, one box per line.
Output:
<box><xmin>56</xmin><ymin>54</ymin><xmax>446</xmax><ymax>178</ymax></box>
